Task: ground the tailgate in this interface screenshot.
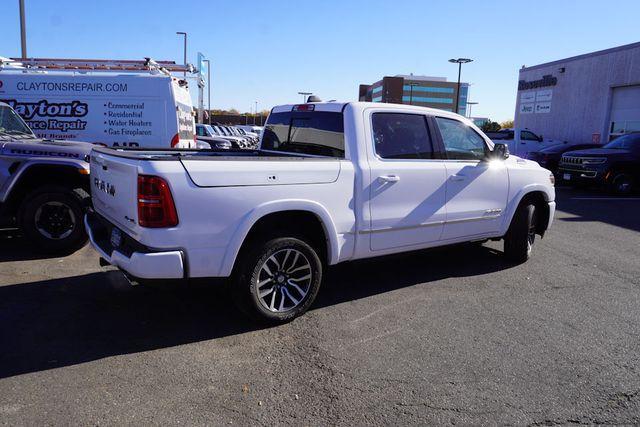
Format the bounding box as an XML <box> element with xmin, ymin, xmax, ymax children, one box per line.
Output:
<box><xmin>90</xmin><ymin>151</ymin><xmax>140</xmax><ymax>232</ymax></box>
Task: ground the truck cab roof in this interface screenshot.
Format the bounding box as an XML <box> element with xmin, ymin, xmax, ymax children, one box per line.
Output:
<box><xmin>271</xmin><ymin>101</ymin><xmax>472</xmax><ymax>122</ymax></box>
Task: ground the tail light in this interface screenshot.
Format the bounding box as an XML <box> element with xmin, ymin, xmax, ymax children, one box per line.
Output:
<box><xmin>170</xmin><ymin>133</ymin><xmax>180</xmax><ymax>148</ymax></box>
<box><xmin>137</xmin><ymin>175</ymin><xmax>178</xmax><ymax>227</ymax></box>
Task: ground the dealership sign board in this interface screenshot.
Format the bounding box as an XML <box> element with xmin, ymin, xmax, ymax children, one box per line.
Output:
<box><xmin>536</xmin><ymin>89</ymin><xmax>553</xmax><ymax>102</ymax></box>
<box><xmin>535</xmin><ymin>102</ymin><xmax>551</xmax><ymax>114</ymax></box>
<box><xmin>519</xmin><ymin>89</ymin><xmax>553</xmax><ymax>114</ymax></box>
<box><xmin>520</xmin><ymin>91</ymin><xmax>536</xmax><ymax>103</ymax></box>
<box><xmin>518</xmin><ymin>74</ymin><xmax>557</xmax><ymax>91</ymax></box>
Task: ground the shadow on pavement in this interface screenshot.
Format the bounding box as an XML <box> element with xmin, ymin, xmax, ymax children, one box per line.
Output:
<box><xmin>555</xmin><ymin>188</ymin><xmax>640</xmax><ymax>233</ymax></box>
<box><xmin>0</xmin><ymin>243</ymin><xmax>510</xmax><ymax>379</ymax></box>
<box><xmin>0</xmin><ymin>229</ymin><xmax>83</xmax><ymax>262</ymax></box>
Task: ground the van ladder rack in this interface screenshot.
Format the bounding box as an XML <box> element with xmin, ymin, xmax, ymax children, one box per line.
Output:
<box><xmin>2</xmin><ymin>57</ymin><xmax>195</xmax><ymax>75</ymax></box>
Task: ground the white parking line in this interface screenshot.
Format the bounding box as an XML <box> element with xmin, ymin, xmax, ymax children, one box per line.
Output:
<box><xmin>571</xmin><ymin>197</ymin><xmax>640</xmax><ymax>201</ymax></box>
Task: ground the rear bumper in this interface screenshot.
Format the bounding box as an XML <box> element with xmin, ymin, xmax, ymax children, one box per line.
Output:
<box><xmin>84</xmin><ymin>211</ymin><xmax>185</xmax><ymax>279</ymax></box>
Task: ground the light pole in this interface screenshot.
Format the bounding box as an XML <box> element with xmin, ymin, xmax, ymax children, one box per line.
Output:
<box><xmin>298</xmin><ymin>91</ymin><xmax>312</xmax><ymax>103</ymax></box>
<box><xmin>407</xmin><ymin>82</ymin><xmax>419</xmax><ymax>105</ymax></box>
<box><xmin>466</xmin><ymin>101</ymin><xmax>478</xmax><ymax>118</ymax></box>
<box><xmin>448</xmin><ymin>58</ymin><xmax>473</xmax><ymax>114</ymax></box>
<box><xmin>19</xmin><ymin>0</ymin><xmax>27</xmax><ymax>58</ymax></box>
<box><xmin>203</xmin><ymin>59</ymin><xmax>211</xmax><ymax>124</ymax></box>
<box><xmin>254</xmin><ymin>101</ymin><xmax>258</xmax><ymax>125</ymax></box>
<box><xmin>176</xmin><ymin>31</ymin><xmax>187</xmax><ymax>77</ymax></box>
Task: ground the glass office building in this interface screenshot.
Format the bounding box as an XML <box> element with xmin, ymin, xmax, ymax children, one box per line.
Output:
<box><xmin>359</xmin><ymin>75</ymin><xmax>469</xmax><ymax>115</ymax></box>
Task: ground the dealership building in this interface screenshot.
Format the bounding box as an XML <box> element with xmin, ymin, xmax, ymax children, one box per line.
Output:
<box><xmin>514</xmin><ymin>41</ymin><xmax>640</xmax><ymax>144</ymax></box>
<box><xmin>359</xmin><ymin>75</ymin><xmax>469</xmax><ymax>116</ymax></box>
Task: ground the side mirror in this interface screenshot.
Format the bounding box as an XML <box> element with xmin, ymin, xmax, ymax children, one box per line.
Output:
<box><xmin>538</xmin><ymin>135</ymin><xmax>543</xmax><ymax>142</ymax></box>
<box><xmin>491</xmin><ymin>143</ymin><xmax>509</xmax><ymax>160</ymax></box>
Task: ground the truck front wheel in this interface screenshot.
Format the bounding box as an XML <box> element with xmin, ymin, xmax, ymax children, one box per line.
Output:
<box><xmin>503</xmin><ymin>202</ymin><xmax>537</xmax><ymax>264</ymax></box>
<box><xmin>18</xmin><ymin>185</ymin><xmax>89</xmax><ymax>254</ymax></box>
<box><xmin>233</xmin><ymin>237</ymin><xmax>323</xmax><ymax>323</ymax></box>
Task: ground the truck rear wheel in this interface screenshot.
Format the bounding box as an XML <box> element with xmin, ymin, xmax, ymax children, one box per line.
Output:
<box><xmin>503</xmin><ymin>202</ymin><xmax>537</xmax><ymax>264</ymax></box>
<box><xmin>233</xmin><ymin>237</ymin><xmax>323</xmax><ymax>323</ymax></box>
<box><xmin>19</xmin><ymin>185</ymin><xmax>89</xmax><ymax>254</ymax></box>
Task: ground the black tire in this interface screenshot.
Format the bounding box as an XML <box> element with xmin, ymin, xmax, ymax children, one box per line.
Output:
<box><xmin>610</xmin><ymin>172</ymin><xmax>634</xmax><ymax>195</ymax></box>
<box><xmin>18</xmin><ymin>185</ymin><xmax>89</xmax><ymax>254</ymax></box>
<box><xmin>233</xmin><ymin>237</ymin><xmax>323</xmax><ymax>323</ymax></box>
<box><xmin>504</xmin><ymin>202</ymin><xmax>537</xmax><ymax>264</ymax></box>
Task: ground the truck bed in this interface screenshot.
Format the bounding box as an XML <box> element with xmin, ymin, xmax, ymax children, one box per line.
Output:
<box><xmin>91</xmin><ymin>146</ymin><xmax>339</xmax><ymax>162</ymax></box>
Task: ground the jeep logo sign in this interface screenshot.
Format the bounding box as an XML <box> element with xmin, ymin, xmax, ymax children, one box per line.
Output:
<box><xmin>93</xmin><ymin>178</ymin><xmax>116</xmax><ymax>196</ymax></box>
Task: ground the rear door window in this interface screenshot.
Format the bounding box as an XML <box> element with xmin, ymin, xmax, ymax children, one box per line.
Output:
<box><xmin>372</xmin><ymin>113</ymin><xmax>434</xmax><ymax>159</ymax></box>
<box><xmin>262</xmin><ymin>111</ymin><xmax>344</xmax><ymax>157</ymax></box>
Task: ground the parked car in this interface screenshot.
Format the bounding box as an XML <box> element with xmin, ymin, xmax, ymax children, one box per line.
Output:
<box><xmin>86</xmin><ymin>102</ymin><xmax>555</xmax><ymax>322</ymax></box>
<box><xmin>236</xmin><ymin>128</ymin><xmax>259</xmax><ymax>144</ymax></box>
<box><xmin>558</xmin><ymin>132</ymin><xmax>640</xmax><ymax>194</ymax></box>
<box><xmin>195</xmin><ymin>124</ymin><xmax>233</xmax><ymax>150</ymax></box>
<box><xmin>237</xmin><ymin>125</ymin><xmax>263</xmax><ymax>137</ymax></box>
<box><xmin>207</xmin><ymin>125</ymin><xmax>248</xmax><ymax>149</ymax></box>
<box><xmin>486</xmin><ymin>128</ymin><xmax>561</xmax><ymax>158</ymax></box>
<box><xmin>527</xmin><ymin>143</ymin><xmax>602</xmax><ymax>173</ymax></box>
<box><xmin>0</xmin><ymin>101</ymin><xmax>92</xmax><ymax>253</ymax></box>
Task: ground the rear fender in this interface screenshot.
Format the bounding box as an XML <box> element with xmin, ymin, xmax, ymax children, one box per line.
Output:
<box><xmin>219</xmin><ymin>199</ymin><xmax>340</xmax><ymax>277</ymax></box>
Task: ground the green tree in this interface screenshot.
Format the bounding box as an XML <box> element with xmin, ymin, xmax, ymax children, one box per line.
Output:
<box><xmin>500</xmin><ymin>119</ymin><xmax>514</xmax><ymax>129</ymax></box>
<box><xmin>481</xmin><ymin>121</ymin><xmax>501</xmax><ymax>132</ymax></box>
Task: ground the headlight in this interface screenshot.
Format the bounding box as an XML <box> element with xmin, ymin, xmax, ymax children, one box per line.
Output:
<box><xmin>582</xmin><ymin>157</ymin><xmax>607</xmax><ymax>165</ymax></box>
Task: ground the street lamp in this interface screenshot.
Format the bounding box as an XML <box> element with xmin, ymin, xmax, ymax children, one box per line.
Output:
<box><xmin>448</xmin><ymin>58</ymin><xmax>473</xmax><ymax>114</ymax></box>
<box><xmin>254</xmin><ymin>101</ymin><xmax>258</xmax><ymax>125</ymax></box>
<box><xmin>176</xmin><ymin>31</ymin><xmax>187</xmax><ymax>77</ymax></box>
<box><xmin>203</xmin><ymin>59</ymin><xmax>211</xmax><ymax>124</ymax></box>
<box><xmin>298</xmin><ymin>91</ymin><xmax>312</xmax><ymax>103</ymax></box>
<box><xmin>19</xmin><ymin>0</ymin><xmax>27</xmax><ymax>59</ymax></box>
<box><xmin>407</xmin><ymin>82</ymin><xmax>419</xmax><ymax>105</ymax></box>
<box><xmin>466</xmin><ymin>101</ymin><xmax>478</xmax><ymax>118</ymax></box>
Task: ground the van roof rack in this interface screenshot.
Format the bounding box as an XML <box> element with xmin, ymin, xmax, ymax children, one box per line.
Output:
<box><xmin>0</xmin><ymin>57</ymin><xmax>195</xmax><ymax>76</ymax></box>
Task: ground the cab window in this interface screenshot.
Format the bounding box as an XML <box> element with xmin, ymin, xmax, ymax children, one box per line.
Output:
<box><xmin>435</xmin><ymin>117</ymin><xmax>487</xmax><ymax>160</ymax></box>
<box><xmin>262</xmin><ymin>111</ymin><xmax>344</xmax><ymax>157</ymax></box>
<box><xmin>372</xmin><ymin>113</ymin><xmax>434</xmax><ymax>159</ymax></box>
<box><xmin>522</xmin><ymin>131</ymin><xmax>539</xmax><ymax>141</ymax></box>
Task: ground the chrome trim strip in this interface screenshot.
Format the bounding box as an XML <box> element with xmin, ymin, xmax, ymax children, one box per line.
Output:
<box><xmin>360</xmin><ymin>215</ymin><xmax>501</xmax><ymax>234</ymax></box>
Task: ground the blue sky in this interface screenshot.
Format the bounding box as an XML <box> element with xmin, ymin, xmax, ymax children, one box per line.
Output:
<box><xmin>1</xmin><ymin>0</ymin><xmax>639</xmax><ymax>121</ymax></box>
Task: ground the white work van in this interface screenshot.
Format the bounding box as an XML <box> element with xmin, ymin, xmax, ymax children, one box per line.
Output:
<box><xmin>0</xmin><ymin>58</ymin><xmax>196</xmax><ymax>148</ymax></box>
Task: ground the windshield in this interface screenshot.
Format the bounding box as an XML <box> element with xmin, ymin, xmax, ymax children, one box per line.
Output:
<box><xmin>603</xmin><ymin>133</ymin><xmax>640</xmax><ymax>150</ymax></box>
<box><xmin>0</xmin><ymin>106</ymin><xmax>34</xmax><ymax>137</ymax></box>
<box><xmin>204</xmin><ymin>125</ymin><xmax>217</xmax><ymax>136</ymax></box>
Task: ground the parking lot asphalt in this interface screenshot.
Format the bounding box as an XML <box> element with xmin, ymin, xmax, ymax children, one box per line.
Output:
<box><xmin>1</xmin><ymin>188</ymin><xmax>640</xmax><ymax>425</ymax></box>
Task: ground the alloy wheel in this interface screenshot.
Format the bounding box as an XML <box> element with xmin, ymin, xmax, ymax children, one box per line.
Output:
<box><xmin>256</xmin><ymin>248</ymin><xmax>313</xmax><ymax>313</ymax></box>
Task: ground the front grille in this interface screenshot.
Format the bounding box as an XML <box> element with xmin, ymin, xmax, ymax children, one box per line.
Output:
<box><xmin>561</xmin><ymin>156</ymin><xmax>583</xmax><ymax>165</ymax></box>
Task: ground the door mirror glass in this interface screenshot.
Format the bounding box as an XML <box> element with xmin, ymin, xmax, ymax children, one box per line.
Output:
<box><xmin>491</xmin><ymin>143</ymin><xmax>509</xmax><ymax>160</ymax></box>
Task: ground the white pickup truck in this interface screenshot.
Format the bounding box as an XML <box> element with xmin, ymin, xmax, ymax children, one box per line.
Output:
<box><xmin>85</xmin><ymin>102</ymin><xmax>556</xmax><ymax>322</ymax></box>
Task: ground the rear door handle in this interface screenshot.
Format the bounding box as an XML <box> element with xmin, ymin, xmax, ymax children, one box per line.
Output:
<box><xmin>450</xmin><ymin>174</ymin><xmax>466</xmax><ymax>182</ymax></box>
<box><xmin>378</xmin><ymin>175</ymin><xmax>400</xmax><ymax>183</ymax></box>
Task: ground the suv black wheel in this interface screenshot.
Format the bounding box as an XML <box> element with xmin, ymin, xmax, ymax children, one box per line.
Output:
<box><xmin>504</xmin><ymin>202</ymin><xmax>537</xmax><ymax>264</ymax></box>
<box><xmin>610</xmin><ymin>172</ymin><xmax>634</xmax><ymax>195</ymax></box>
<box><xmin>19</xmin><ymin>185</ymin><xmax>89</xmax><ymax>254</ymax></box>
<box><xmin>233</xmin><ymin>237</ymin><xmax>322</xmax><ymax>323</ymax></box>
